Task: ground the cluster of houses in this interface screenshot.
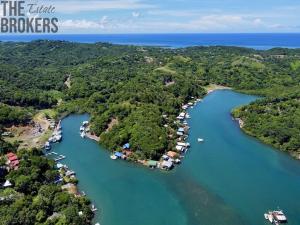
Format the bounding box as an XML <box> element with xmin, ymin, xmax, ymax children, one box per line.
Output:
<box><xmin>157</xmin><ymin>98</ymin><xmax>203</xmax><ymax>170</ymax></box>
<box><xmin>109</xmin><ymin>97</ymin><xmax>203</xmax><ymax>171</ymax></box>
<box><xmin>157</xmin><ymin>111</ymin><xmax>192</xmax><ymax>170</ymax></box>
<box><xmin>110</xmin><ymin>143</ymin><xmax>132</xmax><ymax>160</ymax></box>
<box><xmin>55</xmin><ymin>162</ymin><xmax>98</xmax><ymax>214</ymax></box>
<box><xmin>55</xmin><ymin>163</ymin><xmax>77</xmax><ymax>185</ymax></box>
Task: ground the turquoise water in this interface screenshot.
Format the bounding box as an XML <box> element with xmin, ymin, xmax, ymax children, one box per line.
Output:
<box><xmin>52</xmin><ymin>90</ymin><xmax>300</xmax><ymax>225</ymax></box>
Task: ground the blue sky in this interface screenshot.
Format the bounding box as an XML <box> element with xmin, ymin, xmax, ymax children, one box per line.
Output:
<box><xmin>2</xmin><ymin>0</ymin><xmax>300</xmax><ymax>33</ymax></box>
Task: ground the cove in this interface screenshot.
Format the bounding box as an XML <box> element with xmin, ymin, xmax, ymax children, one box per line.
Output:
<box><xmin>51</xmin><ymin>90</ymin><xmax>300</xmax><ymax>225</ymax></box>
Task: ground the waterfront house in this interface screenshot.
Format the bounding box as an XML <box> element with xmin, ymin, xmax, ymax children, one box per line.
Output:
<box><xmin>182</xmin><ymin>105</ymin><xmax>189</xmax><ymax>110</ymax></box>
<box><xmin>178</xmin><ymin>128</ymin><xmax>185</xmax><ymax>133</ymax></box>
<box><xmin>177</xmin><ymin>142</ymin><xmax>190</xmax><ymax>147</ymax></box>
<box><xmin>167</xmin><ymin>151</ymin><xmax>178</xmax><ymax>158</ymax></box>
<box><xmin>161</xmin><ymin>161</ymin><xmax>173</xmax><ymax>170</ymax></box>
<box><xmin>179</xmin><ymin>112</ymin><xmax>186</xmax><ymax>117</ymax></box>
<box><xmin>114</xmin><ymin>152</ymin><xmax>123</xmax><ymax>158</ymax></box>
<box><xmin>176</xmin><ymin>145</ymin><xmax>184</xmax><ymax>152</ymax></box>
<box><xmin>123</xmin><ymin>150</ymin><xmax>132</xmax><ymax>157</ymax></box>
<box><xmin>6</xmin><ymin>152</ymin><xmax>19</xmax><ymax>170</ymax></box>
<box><xmin>147</xmin><ymin>160</ymin><xmax>158</xmax><ymax>168</ymax></box>
<box><xmin>176</xmin><ymin>131</ymin><xmax>184</xmax><ymax>136</ymax></box>
<box><xmin>65</xmin><ymin>170</ymin><xmax>76</xmax><ymax>177</ymax></box>
<box><xmin>162</xmin><ymin>154</ymin><xmax>169</xmax><ymax>160</ymax></box>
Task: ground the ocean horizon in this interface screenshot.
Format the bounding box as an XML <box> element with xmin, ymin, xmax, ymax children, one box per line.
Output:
<box><xmin>1</xmin><ymin>33</ymin><xmax>300</xmax><ymax>50</ymax></box>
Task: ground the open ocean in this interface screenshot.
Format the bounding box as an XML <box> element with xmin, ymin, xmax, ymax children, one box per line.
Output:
<box><xmin>0</xmin><ymin>33</ymin><xmax>300</xmax><ymax>49</ymax></box>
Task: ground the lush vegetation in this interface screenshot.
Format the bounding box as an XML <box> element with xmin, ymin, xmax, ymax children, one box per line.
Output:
<box><xmin>0</xmin><ymin>40</ymin><xmax>300</xmax><ymax>224</ymax></box>
<box><xmin>1</xmin><ymin>41</ymin><xmax>300</xmax><ymax>158</ymax></box>
<box><xmin>0</xmin><ymin>149</ymin><xmax>93</xmax><ymax>225</ymax></box>
<box><xmin>233</xmin><ymin>89</ymin><xmax>300</xmax><ymax>156</ymax></box>
<box><xmin>0</xmin><ymin>104</ymin><xmax>33</xmax><ymax>126</ymax></box>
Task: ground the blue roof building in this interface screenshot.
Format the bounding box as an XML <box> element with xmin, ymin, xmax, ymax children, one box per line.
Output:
<box><xmin>123</xmin><ymin>143</ymin><xmax>130</xmax><ymax>149</ymax></box>
<box><xmin>115</xmin><ymin>152</ymin><xmax>123</xmax><ymax>158</ymax></box>
<box><xmin>178</xmin><ymin>128</ymin><xmax>185</xmax><ymax>133</ymax></box>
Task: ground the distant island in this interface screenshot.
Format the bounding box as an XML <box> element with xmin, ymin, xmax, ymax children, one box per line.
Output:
<box><xmin>0</xmin><ymin>40</ymin><xmax>300</xmax><ymax>224</ymax></box>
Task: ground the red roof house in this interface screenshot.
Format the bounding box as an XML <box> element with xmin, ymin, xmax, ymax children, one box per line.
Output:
<box><xmin>6</xmin><ymin>152</ymin><xmax>19</xmax><ymax>170</ymax></box>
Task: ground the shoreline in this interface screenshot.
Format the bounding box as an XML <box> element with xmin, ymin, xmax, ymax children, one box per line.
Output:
<box><xmin>232</xmin><ymin>115</ymin><xmax>300</xmax><ymax>161</ymax></box>
<box><xmin>204</xmin><ymin>84</ymin><xmax>232</xmax><ymax>94</ymax></box>
<box><xmin>104</xmin><ymin>85</ymin><xmax>228</xmax><ymax>170</ymax></box>
<box><xmin>53</xmin><ymin>84</ymin><xmax>232</xmax><ymax>171</ymax></box>
<box><xmin>85</xmin><ymin>132</ymin><xmax>100</xmax><ymax>142</ymax></box>
<box><xmin>5</xmin><ymin>84</ymin><xmax>231</xmax><ymax>170</ymax></box>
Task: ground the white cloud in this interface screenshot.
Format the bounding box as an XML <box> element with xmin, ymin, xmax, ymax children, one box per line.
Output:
<box><xmin>132</xmin><ymin>11</ymin><xmax>140</xmax><ymax>18</ymax></box>
<box><xmin>50</xmin><ymin>0</ymin><xmax>155</xmax><ymax>13</ymax></box>
<box><xmin>147</xmin><ymin>9</ymin><xmax>222</xmax><ymax>17</ymax></box>
<box><xmin>253</xmin><ymin>18</ymin><xmax>262</xmax><ymax>25</ymax></box>
<box><xmin>57</xmin><ymin>11</ymin><xmax>300</xmax><ymax>33</ymax></box>
<box><xmin>190</xmin><ymin>15</ymin><xmax>243</xmax><ymax>30</ymax></box>
<box><xmin>60</xmin><ymin>18</ymin><xmax>106</xmax><ymax>29</ymax></box>
<box><xmin>58</xmin><ymin>14</ymin><xmax>263</xmax><ymax>33</ymax></box>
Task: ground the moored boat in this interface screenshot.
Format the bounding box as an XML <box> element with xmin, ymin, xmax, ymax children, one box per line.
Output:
<box><xmin>110</xmin><ymin>155</ymin><xmax>117</xmax><ymax>160</ymax></box>
<box><xmin>264</xmin><ymin>209</ymin><xmax>287</xmax><ymax>224</ymax></box>
<box><xmin>198</xmin><ymin>138</ymin><xmax>204</xmax><ymax>142</ymax></box>
<box><xmin>91</xmin><ymin>204</ymin><xmax>98</xmax><ymax>212</ymax></box>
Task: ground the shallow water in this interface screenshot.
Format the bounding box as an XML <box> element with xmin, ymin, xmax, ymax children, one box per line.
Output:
<box><xmin>52</xmin><ymin>90</ymin><xmax>300</xmax><ymax>225</ymax></box>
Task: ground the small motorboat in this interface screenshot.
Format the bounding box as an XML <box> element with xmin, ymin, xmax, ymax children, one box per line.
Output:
<box><xmin>82</xmin><ymin>121</ymin><xmax>89</xmax><ymax>126</ymax></box>
<box><xmin>91</xmin><ymin>204</ymin><xmax>98</xmax><ymax>212</ymax></box>
<box><xmin>110</xmin><ymin>155</ymin><xmax>117</xmax><ymax>160</ymax></box>
<box><xmin>80</xmin><ymin>132</ymin><xmax>85</xmax><ymax>138</ymax></box>
<box><xmin>198</xmin><ymin>138</ymin><xmax>204</xmax><ymax>142</ymax></box>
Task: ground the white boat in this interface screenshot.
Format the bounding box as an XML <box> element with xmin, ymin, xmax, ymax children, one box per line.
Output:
<box><xmin>268</xmin><ymin>213</ymin><xmax>274</xmax><ymax>223</ymax></box>
<box><xmin>80</xmin><ymin>132</ymin><xmax>85</xmax><ymax>138</ymax></box>
<box><xmin>80</xmin><ymin>126</ymin><xmax>85</xmax><ymax>132</ymax></box>
<box><xmin>272</xmin><ymin>210</ymin><xmax>287</xmax><ymax>223</ymax></box>
<box><xmin>110</xmin><ymin>155</ymin><xmax>117</xmax><ymax>160</ymax></box>
<box><xmin>264</xmin><ymin>210</ymin><xmax>287</xmax><ymax>224</ymax></box>
<box><xmin>44</xmin><ymin>142</ymin><xmax>51</xmax><ymax>151</ymax></box>
<box><xmin>91</xmin><ymin>204</ymin><xmax>98</xmax><ymax>212</ymax></box>
<box><xmin>82</xmin><ymin>121</ymin><xmax>89</xmax><ymax>126</ymax></box>
<box><xmin>198</xmin><ymin>138</ymin><xmax>204</xmax><ymax>142</ymax></box>
<box><xmin>55</xmin><ymin>135</ymin><xmax>62</xmax><ymax>142</ymax></box>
